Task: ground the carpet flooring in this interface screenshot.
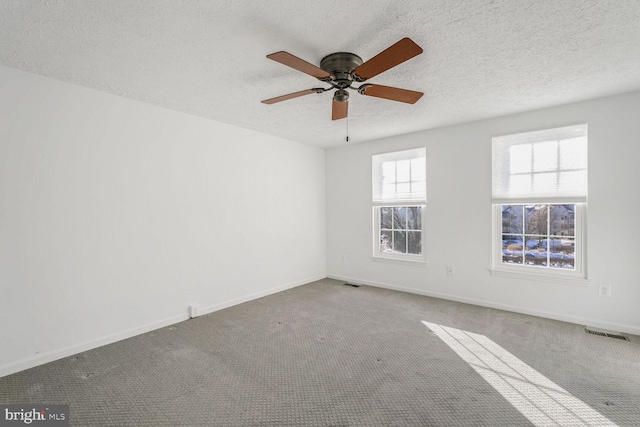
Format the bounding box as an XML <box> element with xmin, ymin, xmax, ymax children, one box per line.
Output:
<box><xmin>1</xmin><ymin>278</ymin><xmax>639</xmax><ymax>426</ymax></box>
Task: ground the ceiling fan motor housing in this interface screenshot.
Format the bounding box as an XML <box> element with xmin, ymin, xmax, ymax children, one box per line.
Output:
<box><xmin>320</xmin><ymin>52</ymin><xmax>363</xmax><ymax>88</ymax></box>
<box><xmin>333</xmin><ymin>89</ymin><xmax>349</xmax><ymax>103</ymax></box>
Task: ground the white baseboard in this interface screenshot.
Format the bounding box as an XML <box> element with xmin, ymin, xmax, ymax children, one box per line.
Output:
<box><xmin>0</xmin><ymin>314</ymin><xmax>187</xmax><ymax>379</ymax></box>
<box><xmin>0</xmin><ymin>274</ymin><xmax>325</xmax><ymax>378</ymax></box>
<box><xmin>327</xmin><ymin>274</ymin><xmax>640</xmax><ymax>336</ymax></box>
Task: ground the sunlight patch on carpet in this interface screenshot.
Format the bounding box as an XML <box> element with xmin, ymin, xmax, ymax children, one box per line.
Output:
<box><xmin>422</xmin><ymin>321</ymin><xmax>618</xmax><ymax>427</ymax></box>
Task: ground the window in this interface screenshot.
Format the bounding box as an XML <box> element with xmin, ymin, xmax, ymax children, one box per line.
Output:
<box><xmin>372</xmin><ymin>148</ymin><xmax>427</xmax><ymax>262</ymax></box>
<box><xmin>491</xmin><ymin>124</ymin><xmax>587</xmax><ymax>281</ymax></box>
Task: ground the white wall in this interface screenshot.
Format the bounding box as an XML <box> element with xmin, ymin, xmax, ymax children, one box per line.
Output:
<box><xmin>0</xmin><ymin>66</ymin><xmax>326</xmax><ymax>376</ymax></box>
<box><xmin>327</xmin><ymin>90</ymin><xmax>640</xmax><ymax>335</ymax></box>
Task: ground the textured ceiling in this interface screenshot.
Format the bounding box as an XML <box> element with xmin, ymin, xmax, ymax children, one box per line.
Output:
<box><xmin>1</xmin><ymin>0</ymin><xmax>640</xmax><ymax>148</ymax></box>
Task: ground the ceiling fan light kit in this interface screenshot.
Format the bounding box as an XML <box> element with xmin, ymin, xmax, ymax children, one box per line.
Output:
<box><xmin>262</xmin><ymin>38</ymin><xmax>424</xmax><ymax>121</ymax></box>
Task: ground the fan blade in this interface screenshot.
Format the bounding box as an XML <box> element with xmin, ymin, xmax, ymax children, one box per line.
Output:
<box><xmin>360</xmin><ymin>84</ymin><xmax>423</xmax><ymax>104</ymax></box>
<box><xmin>353</xmin><ymin>38</ymin><xmax>423</xmax><ymax>81</ymax></box>
<box><xmin>261</xmin><ymin>89</ymin><xmax>319</xmax><ymax>104</ymax></box>
<box><xmin>332</xmin><ymin>99</ymin><xmax>348</xmax><ymax>120</ymax></box>
<box><xmin>267</xmin><ymin>51</ymin><xmax>331</xmax><ymax>80</ymax></box>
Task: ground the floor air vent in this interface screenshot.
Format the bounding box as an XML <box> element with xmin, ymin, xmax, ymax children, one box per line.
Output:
<box><xmin>585</xmin><ymin>328</ymin><xmax>629</xmax><ymax>341</ymax></box>
<box><xmin>344</xmin><ymin>283</ymin><xmax>360</xmax><ymax>288</ymax></box>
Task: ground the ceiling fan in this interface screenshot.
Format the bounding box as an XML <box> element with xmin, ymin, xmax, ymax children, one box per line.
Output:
<box><xmin>261</xmin><ymin>38</ymin><xmax>424</xmax><ymax>120</ymax></box>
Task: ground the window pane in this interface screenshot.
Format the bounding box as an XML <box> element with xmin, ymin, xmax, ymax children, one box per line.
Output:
<box><xmin>525</xmin><ymin>235</ymin><xmax>544</xmax><ymax>250</ymax></box>
<box><xmin>524</xmin><ymin>236</ymin><xmax>547</xmax><ymax>266</ymax></box>
<box><xmin>380</xmin><ymin>207</ymin><xmax>393</xmax><ymax>230</ymax></box>
<box><xmin>525</xmin><ymin>246</ymin><xmax>548</xmax><ymax>266</ymax></box>
<box><xmin>502</xmin><ymin>205</ymin><xmax>523</xmax><ymax>234</ymax></box>
<box><xmin>509</xmin><ymin>144</ymin><xmax>532</xmax><ymax>174</ymax></box>
<box><xmin>395</xmin><ymin>207</ymin><xmax>408</xmax><ymax>229</ymax></box>
<box><xmin>407</xmin><ymin>231</ymin><xmax>421</xmax><ymax>254</ymax></box>
<box><xmin>380</xmin><ymin>230</ymin><xmax>393</xmax><ymax>253</ymax></box>
<box><xmin>382</xmin><ymin>161</ymin><xmax>396</xmax><ymax>184</ymax></box>
<box><xmin>541</xmin><ymin>238</ymin><xmax>563</xmax><ymax>251</ymax></box>
<box><xmin>525</xmin><ymin>205</ymin><xmax>548</xmax><ymax>235</ymax></box>
<box><xmin>396</xmin><ymin>183</ymin><xmax>410</xmax><ymax>195</ymax></box>
<box><xmin>382</xmin><ymin>184</ymin><xmax>395</xmax><ymax>197</ymax></box>
<box><xmin>549</xmin><ymin>237</ymin><xmax>575</xmax><ymax>269</ymax></box>
<box><xmin>503</xmin><ymin>234</ymin><xmax>523</xmax><ymax>248</ymax></box>
<box><xmin>393</xmin><ymin>231</ymin><xmax>407</xmax><ymax>253</ymax></box>
<box><xmin>502</xmin><ymin>234</ymin><xmax>523</xmax><ymax>264</ymax></box>
<box><xmin>407</xmin><ymin>206</ymin><xmax>422</xmax><ymax>230</ymax></box>
<box><xmin>550</xmin><ymin>204</ymin><xmax>575</xmax><ymax>236</ymax></box>
<box><xmin>533</xmin><ymin>141</ymin><xmax>558</xmax><ymax>172</ymax></box>
<box><xmin>411</xmin><ymin>181</ymin><xmax>426</xmax><ymax>196</ymax></box>
<box><xmin>558</xmin><ymin>170</ymin><xmax>587</xmax><ymax>192</ymax></box>
<box><xmin>532</xmin><ymin>172</ymin><xmax>556</xmax><ymax>193</ymax></box>
<box><xmin>411</xmin><ymin>158</ymin><xmax>426</xmax><ymax>181</ymax></box>
<box><xmin>396</xmin><ymin>159</ymin><xmax>410</xmax><ymax>182</ymax></box>
<box><xmin>559</xmin><ymin>137</ymin><xmax>587</xmax><ymax>170</ymax></box>
<box><xmin>509</xmin><ymin>174</ymin><xmax>532</xmax><ymax>195</ymax></box>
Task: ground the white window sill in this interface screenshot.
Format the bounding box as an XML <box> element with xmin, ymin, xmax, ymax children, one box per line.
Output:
<box><xmin>371</xmin><ymin>255</ymin><xmax>429</xmax><ymax>268</ymax></box>
<box><xmin>489</xmin><ymin>267</ymin><xmax>590</xmax><ymax>287</ymax></box>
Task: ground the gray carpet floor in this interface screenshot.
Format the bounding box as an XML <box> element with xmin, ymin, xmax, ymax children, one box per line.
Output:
<box><xmin>1</xmin><ymin>278</ymin><xmax>639</xmax><ymax>426</ymax></box>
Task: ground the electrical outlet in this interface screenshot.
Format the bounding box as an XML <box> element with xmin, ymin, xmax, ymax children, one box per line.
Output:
<box><xmin>341</xmin><ymin>255</ymin><xmax>346</xmax><ymax>263</ymax></box>
<box><xmin>446</xmin><ymin>266</ymin><xmax>454</xmax><ymax>276</ymax></box>
<box><xmin>598</xmin><ymin>285</ymin><xmax>611</xmax><ymax>297</ymax></box>
<box><xmin>189</xmin><ymin>305</ymin><xmax>199</xmax><ymax>318</ymax></box>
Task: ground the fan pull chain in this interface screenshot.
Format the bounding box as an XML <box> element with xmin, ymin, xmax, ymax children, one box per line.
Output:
<box><xmin>346</xmin><ymin>116</ymin><xmax>349</xmax><ymax>142</ymax></box>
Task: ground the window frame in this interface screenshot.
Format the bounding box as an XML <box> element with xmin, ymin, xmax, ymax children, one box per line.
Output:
<box><xmin>490</xmin><ymin>203</ymin><xmax>587</xmax><ymax>284</ymax></box>
<box><xmin>372</xmin><ymin>147</ymin><xmax>427</xmax><ymax>264</ymax></box>
<box><xmin>373</xmin><ymin>204</ymin><xmax>427</xmax><ymax>263</ymax></box>
<box><xmin>490</xmin><ymin>124</ymin><xmax>588</xmax><ymax>284</ymax></box>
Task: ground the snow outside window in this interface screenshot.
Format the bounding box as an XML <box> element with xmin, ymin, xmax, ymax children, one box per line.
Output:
<box><xmin>491</xmin><ymin>124</ymin><xmax>588</xmax><ymax>283</ymax></box>
<box><xmin>372</xmin><ymin>148</ymin><xmax>427</xmax><ymax>263</ymax></box>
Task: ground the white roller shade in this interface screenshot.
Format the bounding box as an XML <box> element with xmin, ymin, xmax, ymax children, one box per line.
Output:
<box><xmin>373</xmin><ymin>148</ymin><xmax>426</xmax><ymax>203</ymax></box>
<box><xmin>492</xmin><ymin>124</ymin><xmax>587</xmax><ymax>204</ymax></box>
